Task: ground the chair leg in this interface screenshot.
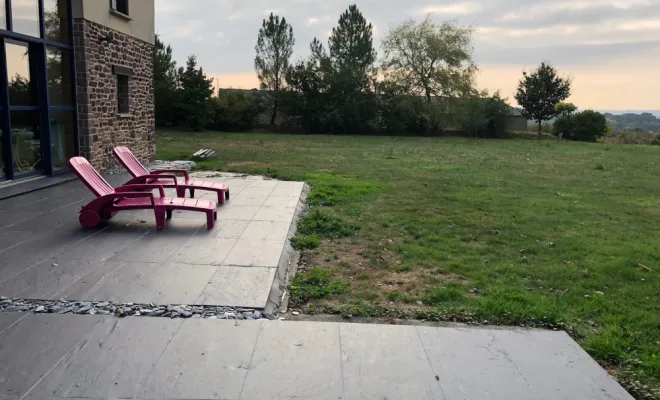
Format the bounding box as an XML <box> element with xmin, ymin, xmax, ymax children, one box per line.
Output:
<box><xmin>176</xmin><ymin>186</ymin><xmax>185</xmax><ymax>198</ymax></box>
<box><xmin>206</xmin><ymin>211</ymin><xmax>215</xmax><ymax>229</ymax></box>
<box><xmin>166</xmin><ymin>210</ymin><xmax>173</xmax><ymax>219</ymax></box>
<box><xmin>225</xmin><ymin>190</ymin><xmax>230</xmax><ymax>201</ymax></box>
<box><xmin>189</xmin><ymin>188</ymin><xmax>195</xmax><ymax>198</ymax></box>
<box><xmin>154</xmin><ymin>209</ymin><xmax>166</xmax><ymax>230</ymax></box>
<box><xmin>217</xmin><ymin>191</ymin><xmax>225</xmax><ymax>205</ymax></box>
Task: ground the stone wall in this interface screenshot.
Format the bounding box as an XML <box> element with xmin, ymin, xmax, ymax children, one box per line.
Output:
<box><xmin>73</xmin><ymin>19</ymin><xmax>155</xmax><ymax>170</ymax></box>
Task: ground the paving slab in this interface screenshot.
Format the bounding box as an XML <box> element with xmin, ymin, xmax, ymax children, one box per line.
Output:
<box><xmin>240</xmin><ymin>321</ymin><xmax>343</xmax><ymax>400</ymax></box>
<box><xmin>262</xmin><ymin>195</ymin><xmax>301</xmax><ymax>208</ymax></box>
<box><xmin>0</xmin><ymin>314</ymin><xmax>102</xmax><ymax>400</ymax></box>
<box><xmin>206</xmin><ymin>219</ymin><xmax>251</xmax><ymax>239</ymax></box>
<box><xmin>253</xmin><ymin>207</ymin><xmax>296</xmax><ymax>222</ymax></box>
<box><xmin>223</xmin><ymin>239</ymin><xmax>285</xmax><ymax>268</ymax></box>
<box><xmin>109</xmin><ymin>230</ymin><xmax>194</xmax><ymax>263</ymax></box>
<box><xmin>169</xmin><ymin>236</ymin><xmax>236</xmax><ymax>265</ymax></box>
<box><xmin>0</xmin><ymin>312</ymin><xmax>24</xmax><ymax>334</ymax></box>
<box><xmin>196</xmin><ymin>266</ymin><xmax>277</xmax><ymax>307</ymax></box>
<box><xmin>417</xmin><ymin>326</ymin><xmax>540</xmax><ymax>400</ymax></box>
<box><xmin>490</xmin><ymin>329</ymin><xmax>633</xmax><ymax>400</ymax></box>
<box><xmin>24</xmin><ymin>317</ymin><xmax>182</xmax><ymax>400</ymax></box>
<box><xmin>340</xmin><ymin>323</ymin><xmax>445</xmax><ymax>400</ymax></box>
<box><xmin>0</xmin><ymin>259</ymin><xmax>124</xmax><ymax>300</ymax></box>
<box><xmin>0</xmin><ymin>256</ymin><xmax>43</xmax><ymax>284</ymax></box>
<box><xmin>138</xmin><ymin>319</ymin><xmax>261</xmax><ymax>399</ymax></box>
<box><xmin>215</xmin><ymin>205</ymin><xmax>261</xmax><ymax>221</ymax></box>
<box><xmin>53</xmin><ymin>229</ymin><xmax>147</xmax><ymax>261</ymax></box>
<box><xmin>62</xmin><ymin>262</ymin><xmax>218</xmax><ymax>304</ymax></box>
<box><xmin>240</xmin><ymin>220</ymin><xmax>291</xmax><ymax>241</ymax></box>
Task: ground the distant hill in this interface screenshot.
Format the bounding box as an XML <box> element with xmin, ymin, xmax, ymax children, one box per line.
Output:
<box><xmin>599</xmin><ymin>110</ymin><xmax>660</xmax><ymax>118</ymax></box>
<box><xmin>601</xmin><ymin>112</ymin><xmax>660</xmax><ymax>133</ymax></box>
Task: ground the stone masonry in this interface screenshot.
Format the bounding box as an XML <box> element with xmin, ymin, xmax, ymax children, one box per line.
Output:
<box><xmin>73</xmin><ymin>19</ymin><xmax>155</xmax><ymax>170</ymax></box>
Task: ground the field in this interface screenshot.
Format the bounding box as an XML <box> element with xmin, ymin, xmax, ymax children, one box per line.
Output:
<box><xmin>158</xmin><ymin>130</ymin><xmax>660</xmax><ymax>396</ymax></box>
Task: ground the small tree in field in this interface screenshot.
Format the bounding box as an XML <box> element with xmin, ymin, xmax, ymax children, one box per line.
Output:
<box><xmin>177</xmin><ymin>55</ymin><xmax>214</xmax><ymax>131</ymax></box>
<box><xmin>254</xmin><ymin>13</ymin><xmax>295</xmax><ymax>125</ymax></box>
<box><xmin>553</xmin><ymin>102</ymin><xmax>577</xmax><ymax>139</ymax></box>
<box><xmin>515</xmin><ymin>62</ymin><xmax>571</xmax><ymax>139</ymax></box>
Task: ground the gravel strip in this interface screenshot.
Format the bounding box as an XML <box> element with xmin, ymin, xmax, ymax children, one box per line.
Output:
<box><xmin>0</xmin><ymin>297</ymin><xmax>275</xmax><ymax>320</ymax></box>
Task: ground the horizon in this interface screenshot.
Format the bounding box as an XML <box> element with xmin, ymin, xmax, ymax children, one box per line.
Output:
<box><xmin>155</xmin><ymin>1</ymin><xmax>660</xmax><ymax>110</ymax></box>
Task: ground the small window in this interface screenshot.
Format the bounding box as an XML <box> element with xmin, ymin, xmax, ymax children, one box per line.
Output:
<box><xmin>110</xmin><ymin>0</ymin><xmax>129</xmax><ymax>15</ymax></box>
<box><xmin>117</xmin><ymin>74</ymin><xmax>129</xmax><ymax>114</ymax></box>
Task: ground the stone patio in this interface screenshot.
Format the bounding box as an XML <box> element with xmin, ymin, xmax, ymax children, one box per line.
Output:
<box><xmin>0</xmin><ymin>173</ymin><xmax>303</xmax><ymax>311</ymax></box>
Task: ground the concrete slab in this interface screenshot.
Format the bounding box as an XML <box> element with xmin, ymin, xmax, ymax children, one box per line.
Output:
<box><xmin>0</xmin><ymin>312</ymin><xmax>24</xmax><ymax>334</ymax></box>
<box><xmin>0</xmin><ymin>259</ymin><xmax>124</xmax><ymax>300</ymax></box>
<box><xmin>53</xmin><ymin>230</ymin><xmax>147</xmax><ymax>261</ymax></box>
<box><xmin>490</xmin><ymin>330</ymin><xmax>633</xmax><ymax>400</ymax></box>
<box><xmin>137</xmin><ymin>319</ymin><xmax>261</xmax><ymax>399</ymax></box>
<box><xmin>240</xmin><ymin>221</ymin><xmax>291</xmax><ymax>241</ymax></box>
<box><xmin>0</xmin><ymin>314</ymin><xmax>102</xmax><ymax>400</ymax></box>
<box><xmin>109</xmin><ymin>230</ymin><xmax>192</xmax><ymax>263</ymax></box>
<box><xmin>253</xmin><ymin>207</ymin><xmax>296</xmax><ymax>222</ymax></box>
<box><xmin>0</xmin><ymin>256</ymin><xmax>42</xmax><ymax>284</ymax></box>
<box><xmin>0</xmin><ymin>229</ymin><xmax>36</xmax><ymax>252</ymax></box>
<box><xmin>62</xmin><ymin>262</ymin><xmax>217</xmax><ymax>304</ymax></box>
<box><xmin>215</xmin><ymin>205</ymin><xmax>261</xmax><ymax>221</ymax></box>
<box><xmin>223</xmin><ymin>239</ymin><xmax>285</xmax><ymax>268</ymax></box>
<box><xmin>417</xmin><ymin>326</ymin><xmax>540</xmax><ymax>400</ymax></box>
<box><xmin>240</xmin><ymin>321</ymin><xmax>343</xmax><ymax>400</ymax></box>
<box><xmin>206</xmin><ymin>219</ymin><xmax>251</xmax><ymax>239</ymax></box>
<box><xmin>262</xmin><ymin>195</ymin><xmax>301</xmax><ymax>208</ymax></box>
<box><xmin>270</xmin><ymin>182</ymin><xmax>304</xmax><ymax>197</ymax></box>
<box><xmin>168</xmin><ymin>236</ymin><xmax>236</xmax><ymax>265</ymax></box>
<box><xmin>340</xmin><ymin>323</ymin><xmax>445</xmax><ymax>400</ymax></box>
<box><xmin>0</xmin><ymin>228</ymin><xmax>96</xmax><ymax>262</ymax></box>
<box><xmin>24</xmin><ymin>317</ymin><xmax>182</xmax><ymax>400</ymax></box>
<box><xmin>196</xmin><ymin>266</ymin><xmax>277</xmax><ymax>307</ymax></box>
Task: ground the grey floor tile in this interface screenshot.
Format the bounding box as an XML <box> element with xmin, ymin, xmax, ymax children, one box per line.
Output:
<box><xmin>138</xmin><ymin>319</ymin><xmax>261</xmax><ymax>400</ymax></box>
<box><xmin>230</xmin><ymin>191</ymin><xmax>270</xmax><ymax>207</ymax></box>
<box><xmin>417</xmin><ymin>327</ymin><xmax>540</xmax><ymax>400</ymax></box>
<box><xmin>247</xmin><ymin>180</ymin><xmax>278</xmax><ymax>189</ymax></box>
<box><xmin>0</xmin><ymin>314</ymin><xmax>102</xmax><ymax>400</ymax></box>
<box><xmin>109</xmin><ymin>230</ymin><xmax>192</xmax><ymax>263</ymax></box>
<box><xmin>216</xmin><ymin>205</ymin><xmax>261</xmax><ymax>221</ymax></box>
<box><xmin>24</xmin><ymin>317</ymin><xmax>183</xmax><ymax>400</ymax></box>
<box><xmin>240</xmin><ymin>221</ymin><xmax>291</xmax><ymax>241</ymax></box>
<box><xmin>223</xmin><ymin>239</ymin><xmax>285</xmax><ymax>268</ymax></box>
<box><xmin>0</xmin><ymin>259</ymin><xmax>124</xmax><ymax>301</ymax></box>
<box><xmin>0</xmin><ymin>228</ymin><xmax>98</xmax><ymax>262</ymax></box>
<box><xmin>168</xmin><ymin>237</ymin><xmax>236</xmax><ymax>265</ymax></box>
<box><xmin>204</xmin><ymin>219</ymin><xmax>251</xmax><ymax>239</ymax></box>
<box><xmin>0</xmin><ymin>256</ymin><xmax>43</xmax><ymax>285</ymax></box>
<box><xmin>240</xmin><ymin>321</ymin><xmax>343</xmax><ymax>400</ymax></box>
<box><xmin>262</xmin><ymin>195</ymin><xmax>301</xmax><ymax>208</ymax></box>
<box><xmin>7</xmin><ymin>202</ymin><xmax>84</xmax><ymax>233</ymax></box>
<box><xmin>0</xmin><ymin>229</ymin><xmax>35</xmax><ymax>252</ymax></box>
<box><xmin>491</xmin><ymin>330</ymin><xmax>634</xmax><ymax>400</ymax></box>
<box><xmin>62</xmin><ymin>262</ymin><xmax>218</xmax><ymax>304</ymax></box>
<box><xmin>252</xmin><ymin>207</ymin><xmax>296</xmax><ymax>222</ymax></box>
<box><xmin>196</xmin><ymin>266</ymin><xmax>276</xmax><ymax>307</ymax></box>
<box><xmin>0</xmin><ymin>210</ymin><xmax>44</xmax><ymax>229</ymax></box>
<box><xmin>0</xmin><ymin>313</ymin><xmax>24</xmax><ymax>335</ymax></box>
<box><xmin>340</xmin><ymin>323</ymin><xmax>445</xmax><ymax>400</ymax></box>
<box><xmin>53</xmin><ymin>230</ymin><xmax>147</xmax><ymax>261</ymax></box>
<box><xmin>270</xmin><ymin>182</ymin><xmax>304</xmax><ymax>197</ymax></box>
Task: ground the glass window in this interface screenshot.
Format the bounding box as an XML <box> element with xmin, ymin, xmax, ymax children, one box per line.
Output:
<box><xmin>43</xmin><ymin>0</ymin><xmax>70</xmax><ymax>43</ymax></box>
<box><xmin>117</xmin><ymin>74</ymin><xmax>129</xmax><ymax>114</ymax></box>
<box><xmin>49</xmin><ymin>110</ymin><xmax>75</xmax><ymax>170</ymax></box>
<box><xmin>10</xmin><ymin>110</ymin><xmax>42</xmax><ymax>175</ymax></box>
<box><xmin>111</xmin><ymin>0</ymin><xmax>129</xmax><ymax>15</ymax></box>
<box><xmin>0</xmin><ymin>0</ymin><xmax>6</xmax><ymax>31</ymax></box>
<box><xmin>11</xmin><ymin>0</ymin><xmax>40</xmax><ymax>37</ymax></box>
<box><xmin>6</xmin><ymin>41</ymin><xmax>37</xmax><ymax>106</ymax></box>
<box><xmin>47</xmin><ymin>46</ymin><xmax>73</xmax><ymax>106</ymax></box>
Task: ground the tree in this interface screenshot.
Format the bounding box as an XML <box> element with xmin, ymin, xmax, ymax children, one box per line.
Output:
<box><xmin>154</xmin><ymin>35</ymin><xmax>179</xmax><ymax>126</ymax></box>
<box><xmin>515</xmin><ymin>62</ymin><xmax>571</xmax><ymax>139</ymax></box>
<box><xmin>553</xmin><ymin>102</ymin><xmax>577</xmax><ymax>138</ymax></box>
<box><xmin>560</xmin><ymin>110</ymin><xmax>608</xmax><ymax>142</ymax></box>
<box><xmin>381</xmin><ymin>15</ymin><xmax>476</xmax><ymax>102</ymax></box>
<box><xmin>176</xmin><ymin>55</ymin><xmax>214</xmax><ymax>131</ymax></box>
<box><xmin>254</xmin><ymin>13</ymin><xmax>295</xmax><ymax>125</ymax></box>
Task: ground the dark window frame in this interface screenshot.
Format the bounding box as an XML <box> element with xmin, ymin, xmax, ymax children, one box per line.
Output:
<box><xmin>110</xmin><ymin>0</ymin><xmax>129</xmax><ymax>16</ymax></box>
<box><xmin>114</xmin><ymin>66</ymin><xmax>131</xmax><ymax>116</ymax></box>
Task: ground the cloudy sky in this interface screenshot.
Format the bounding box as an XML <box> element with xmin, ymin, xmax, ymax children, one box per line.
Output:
<box><xmin>156</xmin><ymin>0</ymin><xmax>660</xmax><ymax>110</ymax></box>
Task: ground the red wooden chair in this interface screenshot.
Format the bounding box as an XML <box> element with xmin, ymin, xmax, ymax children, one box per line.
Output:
<box><xmin>112</xmin><ymin>147</ymin><xmax>229</xmax><ymax>205</ymax></box>
<box><xmin>68</xmin><ymin>157</ymin><xmax>216</xmax><ymax>230</ymax></box>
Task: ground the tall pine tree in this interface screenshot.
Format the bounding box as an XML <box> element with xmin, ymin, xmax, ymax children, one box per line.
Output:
<box><xmin>254</xmin><ymin>13</ymin><xmax>295</xmax><ymax>125</ymax></box>
<box><xmin>154</xmin><ymin>35</ymin><xmax>179</xmax><ymax>126</ymax></box>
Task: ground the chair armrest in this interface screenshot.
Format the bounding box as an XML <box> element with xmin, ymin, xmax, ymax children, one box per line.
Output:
<box><xmin>116</xmin><ymin>184</ymin><xmax>166</xmax><ymax>198</ymax></box>
<box><xmin>152</xmin><ymin>169</ymin><xmax>190</xmax><ymax>181</ymax></box>
<box><xmin>126</xmin><ymin>174</ymin><xmax>178</xmax><ymax>186</ymax></box>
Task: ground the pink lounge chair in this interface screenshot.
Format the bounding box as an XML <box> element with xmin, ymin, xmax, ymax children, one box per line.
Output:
<box><xmin>68</xmin><ymin>157</ymin><xmax>216</xmax><ymax>230</ymax></box>
<box><xmin>112</xmin><ymin>147</ymin><xmax>229</xmax><ymax>205</ymax></box>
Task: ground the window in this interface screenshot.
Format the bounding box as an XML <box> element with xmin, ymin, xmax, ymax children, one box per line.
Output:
<box><xmin>110</xmin><ymin>0</ymin><xmax>129</xmax><ymax>15</ymax></box>
<box><xmin>117</xmin><ymin>74</ymin><xmax>129</xmax><ymax>114</ymax></box>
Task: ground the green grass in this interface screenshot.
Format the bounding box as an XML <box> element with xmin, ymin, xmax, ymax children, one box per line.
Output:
<box><xmin>158</xmin><ymin>129</ymin><xmax>660</xmax><ymax>395</ymax></box>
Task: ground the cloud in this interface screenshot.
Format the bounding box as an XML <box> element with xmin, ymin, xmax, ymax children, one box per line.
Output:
<box><xmin>422</xmin><ymin>3</ymin><xmax>482</xmax><ymax>14</ymax></box>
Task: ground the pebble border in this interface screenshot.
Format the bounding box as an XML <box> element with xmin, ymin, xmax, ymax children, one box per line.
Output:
<box><xmin>0</xmin><ymin>297</ymin><xmax>276</xmax><ymax>320</ymax></box>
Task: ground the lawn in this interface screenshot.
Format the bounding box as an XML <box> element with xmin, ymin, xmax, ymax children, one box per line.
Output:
<box><xmin>157</xmin><ymin>130</ymin><xmax>660</xmax><ymax>396</ymax></box>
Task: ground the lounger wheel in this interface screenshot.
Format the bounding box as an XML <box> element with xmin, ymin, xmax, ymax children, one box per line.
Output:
<box><xmin>79</xmin><ymin>209</ymin><xmax>101</xmax><ymax>229</ymax></box>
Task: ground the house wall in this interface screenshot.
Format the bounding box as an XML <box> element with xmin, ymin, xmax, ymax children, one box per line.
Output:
<box><xmin>71</xmin><ymin>0</ymin><xmax>155</xmax><ymax>44</ymax></box>
<box><xmin>73</xmin><ymin>18</ymin><xmax>155</xmax><ymax>169</ymax></box>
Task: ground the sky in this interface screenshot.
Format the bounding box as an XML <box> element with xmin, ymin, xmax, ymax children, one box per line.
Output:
<box><xmin>155</xmin><ymin>0</ymin><xmax>660</xmax><ymax>110</ymax></box>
